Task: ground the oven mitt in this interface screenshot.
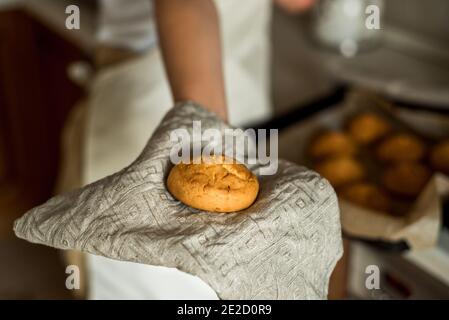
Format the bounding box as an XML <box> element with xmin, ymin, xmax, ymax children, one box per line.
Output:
<box><xmin>14</xmin><ymin>102</ymin><xmax>342</xmax><ymax>300</ymax></box>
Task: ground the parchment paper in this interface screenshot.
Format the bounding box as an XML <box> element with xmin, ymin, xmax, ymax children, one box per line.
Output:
<box><xmin>279</xmin><ymin>90</ymin><xmax>448</xmax><ymax>250</ymax></box>
<box><xmin>14</xmin><ymin>102</ymin><xmax>343</xmax><ymax>300</ymax></box>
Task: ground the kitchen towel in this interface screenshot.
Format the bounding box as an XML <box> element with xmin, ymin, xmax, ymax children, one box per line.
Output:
<box><xmin>14</xmin><ymin>102</ymin><xmax>342</xmax><ymax>299</ymax></box>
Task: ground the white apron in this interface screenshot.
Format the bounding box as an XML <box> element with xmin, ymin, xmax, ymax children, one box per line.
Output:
<box><xmin>84</xmin><ymin>0</ymin><xmax>272</xmax><ymax>299</ymax></box>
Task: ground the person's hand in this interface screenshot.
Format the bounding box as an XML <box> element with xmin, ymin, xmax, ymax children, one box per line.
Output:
<box><xmin>275</xmin><ymin>0</ymin><xmax>316</xmax><ymax>14</ymax></box>
<box><xmin>15</xmin><ymin>102</ymin><xmax>342</xmax><ymax>300</ymax></box>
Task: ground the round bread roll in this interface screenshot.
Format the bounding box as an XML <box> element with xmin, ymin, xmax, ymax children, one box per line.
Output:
<box><xmin>314</xmin><ymin>156</ymin><xmax>365</xmax><ymax>188</ymax></box>
<box><xmin>382</xmin><ymin>162</ymin><xmax>431</xmax><ymax>197</ymax></box>
<box><xmin>167</xmin><ymin>155</ymin><xmax>259</xmax><ymax>213</ymax></box>
<box><xmin>376</xmin><ymin>134</ymin><xmax>426</xmax><ymax>163</ymax></box>
<box><xmin>309</xmin><ymin>131</ymin><xmax>356</xmax><ymax>159</ymax></box>
<box><xmin>347</xmin><ymin>113</ymin><xmax>391</xmax><ymax>145</ymax></box>
<box><xmin>430</xmin><ymin>140</ymin><xmax>449</xmax><ymax>175</ymax></box>
<box><xmin>340</xmin><ymin>182</ymin><xmax>391</xmax><ymax>212</ymax></box>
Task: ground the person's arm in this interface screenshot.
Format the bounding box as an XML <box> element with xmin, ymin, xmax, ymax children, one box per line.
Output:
<box><xmin>275</xmin><ymin>0</ymin><xmax>315</xmax><ymax>13</ymax></box>
<box><xmin>154</xmin><ymin>0</ymin><xmax>227</xmax><ymax>121</ymax></box>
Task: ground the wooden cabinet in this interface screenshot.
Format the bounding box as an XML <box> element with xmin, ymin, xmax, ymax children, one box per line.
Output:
<box><xmin>0</xmin><ymin>9</ymin><xmax>90</xmax><ymax>234</ymax></box>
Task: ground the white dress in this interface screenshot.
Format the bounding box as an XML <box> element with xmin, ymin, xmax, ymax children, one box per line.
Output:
<box><xmin>85</xmin><ymin>0</ymin><xmax>273</xmax><ymax>299</ymax></box>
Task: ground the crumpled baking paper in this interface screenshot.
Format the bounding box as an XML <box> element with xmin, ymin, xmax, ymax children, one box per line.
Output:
<box><xmin>278</xmin><ymin>89</ymin><xmax>446</xmax><ymax>250</ymax></box>
<box><xmin>14</xmin><ymin>102</ymin><xmax>343</xmax><ymax>299</ymax></box>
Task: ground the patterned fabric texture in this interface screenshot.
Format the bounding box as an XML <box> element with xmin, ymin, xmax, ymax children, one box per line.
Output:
<box><xmin>14</xmin><ymin>103</ymin><xmax>343</xmax><ymax>299</ymax></box>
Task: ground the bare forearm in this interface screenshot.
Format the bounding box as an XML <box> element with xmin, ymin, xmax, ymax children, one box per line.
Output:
<box><xmin>155</xmin><ymin>0</ymin><xmax>227</xmax><ymax>121</ymax></box>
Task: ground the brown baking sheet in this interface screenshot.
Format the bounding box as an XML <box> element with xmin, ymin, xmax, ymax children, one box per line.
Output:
<box><xmin>279</xmin><ymin>89</ymin><xmax>449</xmax><ymax>250</ymax></box>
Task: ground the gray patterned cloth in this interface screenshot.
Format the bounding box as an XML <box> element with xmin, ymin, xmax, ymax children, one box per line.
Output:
<box><xmin>14</xmin><ymin>102</ymin><xmax>342</xmax><ymax>300</ymax></box>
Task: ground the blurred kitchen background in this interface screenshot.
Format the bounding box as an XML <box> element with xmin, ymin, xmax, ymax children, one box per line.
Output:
<box><xmin>0</xmin><ymin>0</ymin><xmax>448</xmax><ymax>299</ymax></box>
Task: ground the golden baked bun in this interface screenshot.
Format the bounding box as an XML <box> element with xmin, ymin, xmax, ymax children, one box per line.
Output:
<box><xmin>382</xmin><ymin>162</ymin><xmax>431</xmax><ymax>197</ymax></box>
<box><xmin>167</xmin><ymin>155</ymin><xmax>259</xmax><ymax>213</ymax></box>
<box><xmin>376</xmin><ymin>134</ymin><xmax>426</xmax><ymax>163</ymax></box>
<box><xmin>430</xmin><ymin>140</ymin><xmax>449</xmax><ymax>175</ymax></box>
<box><xmin>309</xmin><ymin>131</ymin><xmax>356</xmax><ymax>160</ymax></box>
<box><xmin>347</xmin><ymin>113</ymin><xmax>391</xmax><ymax>145</ymax></box>
<box><xmin>314</xmin><ymin>156</ymin><xmax>365</xmax><ymax>188</ymax></box>
<box><xmin>340</xmin><ymin>182</ymin><xmax>391</xmax><ymax>212</ymax></box>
